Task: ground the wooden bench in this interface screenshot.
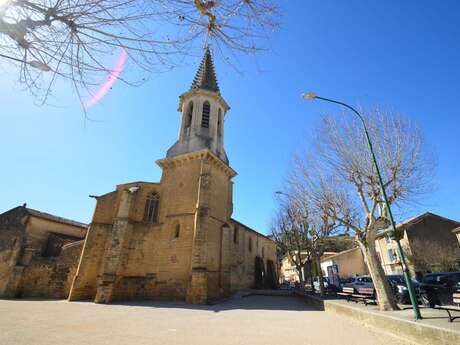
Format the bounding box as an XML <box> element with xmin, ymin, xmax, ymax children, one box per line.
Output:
<box><xmin>337</xmin><ymin>287</ymin><xmax>354</xmax><ymax>302</ymax></box>
<box><xmin>351</xmin><ymin>287</ymin><xmax>376</xmax><ymax>306</ymax></box>
<box><xmin>435</xmin><ymin>292</ymin><xmax>460</xmax><ymax>322</ymax></box>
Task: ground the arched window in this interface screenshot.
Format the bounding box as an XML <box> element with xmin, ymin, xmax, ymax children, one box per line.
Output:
<box><xmin>248</xmin><ymin>237</ymin><xmax>252</xmax><ymax>252</ymax></box>
<box><xmin>201</xmin><ymin>101</ymin><xmax>210</xmax><ymax>128</ymax></box>
<box><xmin>217</xmin><ymin>109</ymin><xmax>222</xmax><ymax>137</ymax></box>
<box><xmin>184</xmin><ymin>102</ymin><xmax>193</xmax><ymax>129</ymax></box>
<box><xmin>143</xmin><ymin>192</ymin><xmax>160</xmax><ymax>223</ymax></box>
<box><xmin>174</xmin><ymin>224</ymin><xmax>180</xmax><ymax>238</ymax></box>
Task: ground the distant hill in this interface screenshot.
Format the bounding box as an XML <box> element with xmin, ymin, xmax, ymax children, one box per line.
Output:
<box><xmin>321</xmin><ymin>235</ymin><xmax>356</xmax><ymax>253</ymax></box>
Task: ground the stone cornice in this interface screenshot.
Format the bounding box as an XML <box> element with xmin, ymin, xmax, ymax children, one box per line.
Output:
<box><xmin>178</xmin><ymin>89</ymin><xmax>230</xmax><ymax>113</ymax></box>
<box><xmin>156</xmin><ymin>149</ymin><xmax>237</xmax><ymax>178</ymax></box>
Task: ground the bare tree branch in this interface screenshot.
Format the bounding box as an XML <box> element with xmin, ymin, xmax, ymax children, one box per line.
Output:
<box><xmin>0</xmin><ymin>0</ymin><xmax>278</xmax><ymax>105</ymax></box>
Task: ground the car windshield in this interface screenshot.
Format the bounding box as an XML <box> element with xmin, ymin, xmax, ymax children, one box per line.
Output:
<box><xmin>357</xmin><ymin>277</ymin><xmax>372</xmax><ymax>283</ymax></box>
<box><xmin>388</xmin><ymin>275</ymin><xmax>404</xmax><ymax>284</ymax></box>
<box><xmin>423</xmin><ymin>273</ymin><xmax>460</xmax><ymax>285</ymax></box>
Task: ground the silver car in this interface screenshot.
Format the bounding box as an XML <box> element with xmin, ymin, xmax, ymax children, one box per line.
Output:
<box><xmin>343</xmin><ymin>275</ymin><xmax>373</xmax><ymax>292</ymax></box>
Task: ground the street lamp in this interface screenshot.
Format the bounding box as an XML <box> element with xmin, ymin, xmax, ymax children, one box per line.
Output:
<box><xmin>302</xmin><ymin>92</ymin><xmax>422</xmax><ymax>320</ymax></box>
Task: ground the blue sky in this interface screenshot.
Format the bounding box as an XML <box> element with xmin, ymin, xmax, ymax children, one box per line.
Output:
<box><xmin>1</xmin><ymin>1</ymin><xmax>459</xmax><ymax>233</ymax></box>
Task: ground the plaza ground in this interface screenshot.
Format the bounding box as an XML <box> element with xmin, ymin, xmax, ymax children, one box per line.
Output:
<box><xmin>0</xmin><ymin>294</ymin><xmax>413</xmax><ymax>345</ymax></box>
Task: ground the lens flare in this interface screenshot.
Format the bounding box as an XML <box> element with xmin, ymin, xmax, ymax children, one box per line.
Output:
<box><xmin>84</xmin><ymin>48</ymin><xmax>128</xmax><ymax>109</ymax></box>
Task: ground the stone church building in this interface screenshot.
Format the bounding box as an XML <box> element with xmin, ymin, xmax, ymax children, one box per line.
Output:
<box><xmin>0</xmin><ymin>48</ymin><xmax>277</xmax><ymax>304</ymax></box>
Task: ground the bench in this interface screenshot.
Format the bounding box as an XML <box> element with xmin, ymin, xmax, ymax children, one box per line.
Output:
<box><xmin>351</xmin><ymin>287</ymin><xmax>376</xmax><ymax>306</ymax></box>
<box><xmin>337</xmin><ymin>287</ymin><xmax>354</xmax><ymax>302</ymax></box>
<box><xmin>337</xmin><ymin>287</ymin><xmax>376</xmax><ymax>305</ymax></box>
<box><xmin>435</xmin><ymin>292</ymin><xmax>460</xmax><ymax>322</ymax></box>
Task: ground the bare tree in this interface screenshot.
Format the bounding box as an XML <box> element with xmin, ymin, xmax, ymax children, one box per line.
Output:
<box><xmin>287</xmin><ymin>161</ymin><xmax>345</xmax><ymax>295</ymax></box>
<box><xmin>0</xmin><ymin>0</ymin><xmax>277</xmax><ymax>105</ymax></box>
<box><xmin>304</xmin><ymin>109</ymin><xmax>435</xmax><ymax>311</ymax></box>
<box><xmin>271</xmin><ymin>199</ymin><xmax>311</xmax><ymax>290</ymax></box>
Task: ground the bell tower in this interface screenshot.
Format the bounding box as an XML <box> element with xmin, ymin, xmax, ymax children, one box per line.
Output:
<box><xmin>166</xmin><ymin>47</ymin><xmax>230</xmax><ymax>164</ymax></box>
<box><xmin>157</xmin><ymin>47</ymin><xmax>236</xmax><ymax>303</ymax></box>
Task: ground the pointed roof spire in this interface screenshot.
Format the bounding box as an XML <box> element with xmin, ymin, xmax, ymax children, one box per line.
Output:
<box><xmin>190</xmin><ymin>47</ymin><xmax>220</xmax><ymax>94</ymax></box>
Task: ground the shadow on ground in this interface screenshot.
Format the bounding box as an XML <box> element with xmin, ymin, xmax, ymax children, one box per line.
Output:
<box><xmin>2</xmin><ymin>291</ymin><xmax>319</xmax><ymax>313</ymax></box>
<box><xmin>113</xmin><ymin>293</ymin><xmax>317</xmax><ymax>313</ymax></box>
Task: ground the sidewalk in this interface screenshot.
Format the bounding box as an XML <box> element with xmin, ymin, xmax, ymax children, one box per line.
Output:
<box><xmin>302</xmin><ymin>293</ymin><xmax>460</xmax><ymax>345</ymax></box>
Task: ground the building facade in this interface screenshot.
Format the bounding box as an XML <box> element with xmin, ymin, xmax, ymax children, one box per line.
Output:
<box><xmin>320</xmin><ymin>247</ymin><xmax>368</xmax><ymax>280</ymax></box>
<box><xmin>375</xmin><ymin>212</ymin><xmax>460</xmax><ymax>275</ymax></box>
<box><xmin>0</xmin><ymin>205</ymin><xmax>87</xmax><ymax>298</ymax></box>
<box><xmin>318</xmin><ymin>212</ymin><xmax>460</xmax><ymax>281</ymax></box>
<box><xmin>68</xmin><ymin>48</ymin><xmax>277</xmax><ymax>304</ymax></box>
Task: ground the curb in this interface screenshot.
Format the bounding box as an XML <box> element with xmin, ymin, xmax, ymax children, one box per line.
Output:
<box><xmin>302</xmin><ymin>294</ymin><xmax>460</xmax><ymax>345</ymax></box>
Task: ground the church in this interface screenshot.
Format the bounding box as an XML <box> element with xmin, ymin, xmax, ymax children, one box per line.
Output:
<box><xmin>0</xmin><ymin>48</ymin><xmax>277</xmax><ymax>304</ymax></box>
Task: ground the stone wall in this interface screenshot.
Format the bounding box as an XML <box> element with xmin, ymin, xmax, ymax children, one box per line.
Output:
<box><xmin>0</xmin><ymin>231</ymin><xmax>25</xmax><ymax>297</ymax></box>
<box><xmin>0</xmin><ymin>207</ymin><xmax>27</xmax><ymax>296</ymax></box>
<box><xmin>19</xmin><ymin>241</ymin><xmax>84</xmax><ymax>298</ymax></box>
<box><xmin>69</xmin><ymin>151</ymin><xmax>278</xmax><ymax>304</ymax></box>
<box><xmin>70</xmin><ymin>177</ymin><xmax>198</xmax><ymax>302</ymax></box>
<box><xmin>0</xmin><ymin>206</ymin><xmax>87</xmax><ymax>299</ymax></box>
<box><xmin>229</xmin><ymin>220</ymin><xmax>278</xmax><ymax>291</ymax></box>
<box><xmin>68</xmin><ymin>223</ymin><xmax>111</xmax><ymax>301</ymax></box>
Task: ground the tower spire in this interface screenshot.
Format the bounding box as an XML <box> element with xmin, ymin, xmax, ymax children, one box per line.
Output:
<box><xmin>190</xmin><ymin>47</ymin><xmax>220</xmax><ymax>94</ymax></box>
<box><xmin>166</xmin><ymin>45</ymin><xmax>229</xmax><ymax>164</ymax></box>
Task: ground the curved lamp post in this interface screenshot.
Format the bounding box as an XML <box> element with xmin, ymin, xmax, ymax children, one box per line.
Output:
<box><xmin>302</xmin><ymin>92</ymin><xmax>422</xmax><ymax>320</ymax></box>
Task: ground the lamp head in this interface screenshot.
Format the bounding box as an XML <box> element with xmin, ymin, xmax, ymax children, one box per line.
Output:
<box><xmin>302</xmin><ymin>92</ymin><xmax>317</xmax><ymax>100</ymax></box>
<box><xmin>29</xmin><ymin>60</ymin><xmax>51</xmax><ymax>72</ymax></box>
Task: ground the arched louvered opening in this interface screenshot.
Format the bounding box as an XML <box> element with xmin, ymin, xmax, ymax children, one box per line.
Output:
<box><xmin>217</xmin><ymin>108</ymin><xmax>222</xmax><ymax>137</ymax></box>
<box><xmin>144</xmin><ymin>192</ymin><xmax>160</xmax><ymax>223</ymax></box>
<box><xmin>201</xmin><ymin>101</ymin><xmax>210</xmax><ymax>128</ymax></box>
<box><xmin>185</xmin><ymin>102</ymin><xmax>193</xmax><ymax>129</ymax></box>
<box><xmin>174</xmin><ymin>224</ymin><xmax>180</xmax><ymax>238</ymax></box>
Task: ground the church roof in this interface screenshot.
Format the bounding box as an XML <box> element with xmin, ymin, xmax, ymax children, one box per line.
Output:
<box><xmin>25</xmin><ymin>207</ymin><xmax>88</xmax><ymax>229</ymax></box>
<box><xmin>0</xmin><ymin>205</ymin><xmax>88</xmax><ymax>229</ymax></box>
<box><xmin>190</xmin><ymin>47</ymin><xmax>220</xmax><ymax>94</ymax></box>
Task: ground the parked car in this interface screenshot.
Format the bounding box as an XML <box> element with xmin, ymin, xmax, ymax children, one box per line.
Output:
<box><xmin>419</xmin><ymin>272</ymin><xmax>460</xmax><ymax>307</ymax></box>
<box><xmin>342</xmin><ymin>274</ymin><xmax>416</xmax><ymax>304</ymax></box>
<box><xmin>386</xmin><ymin>274</ymin><xmax>421</xmax><ymax>304</ymax></box>
<box><xmin>342</xmin><ymin>275</ymin><xmax>373</xmax><ymax>292</ymax></box>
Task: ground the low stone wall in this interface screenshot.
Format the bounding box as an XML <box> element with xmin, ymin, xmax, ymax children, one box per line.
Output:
<box><xmin>0</xmin><ymin>233</ymin><xmax>23</xmax><ymax>297</ymax></box>
<box><xmin>302</xmin><ymin>294</ymin><xmax>460</xmax><ymax>345</ymax></box>
<box><xmin>19</xmin><ymin>241</ymin><xmax>84</xmax><ymax>299</ymax></box>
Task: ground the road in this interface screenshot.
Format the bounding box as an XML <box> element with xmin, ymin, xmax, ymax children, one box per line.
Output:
<box><xmin>0</xmin><ymin>295</ymin><xmax>411</xmax><ymax>345</ymax></box>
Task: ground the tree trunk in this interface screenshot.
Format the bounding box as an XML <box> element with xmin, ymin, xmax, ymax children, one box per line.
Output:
<box><xmin>358</xmin><ymin>230</ymin><xmax>398</xmax><ymax>311</ymax></box>
<box><xmin>314</xmin><ymin>252</ymin><xmax>325</xmax><ymax>295</ymax></box>
<box><xmin>296</xmin><ymin>264</ymin><xmax>305</xmax><ymax>290</ymax></box>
